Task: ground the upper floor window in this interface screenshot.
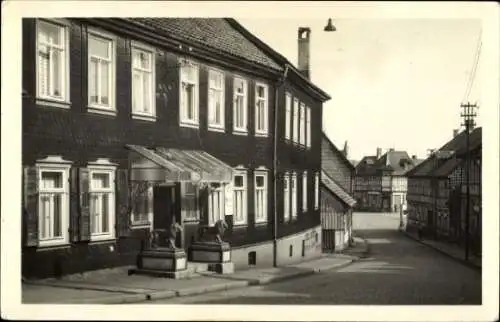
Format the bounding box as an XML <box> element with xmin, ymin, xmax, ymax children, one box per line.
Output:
<box><xmin>291</xmin><ymin>173</ymin><xmax>298</xmax><ymax>219</ymax></box>
<box><xmin>283</xmin><ymin>172</ymin><xmax>290</xmax><ymax>221</ymax></box>
<box><xmin>131</xmin><ymin>43</ymin><xmax>155</xmax><ymax>119</ymax></box>
<box><xmin>302</xmin><ymin>171</ymin><xmax>308</xmax><ymax>212</ymax></box>
<box><xmin>255</xmin><ymin>83</ymin><xmax>268</xmax><ymax>136</ymax></box>
<box><xmin>88</xmin><ymin>30</ymin><xmax>116</xmax><ymax>112</ymax></box>
<box><xmin>233</xmin><ymin>170</ymin><xmax>248</xmax><ymax>225</ymax></box>
<box><xmin>314</xmin><ymin>172</ymin><xmax>320</xmax><ymax>209</ymax></box>
<box><xmin>89</xmin><ymin>167</ymin><xmax>116</xmax><ymax>241</ymax></box>
<box><xmin>233</xmin><ymin>77</ymin><xmax>248</xmax><ymax>134</ymax></box>
<box><xmin>299</xmin><ymin>103</ymin><xmax>306</xmax><ymax>146</ymax></box>
<box><xmin>292</xmin><ymin>98</ymin><xmax>299</xmax><ymax>143</ymax></box>
<box><xmin>254</xmin><ymin>170</ymin><xmax>268</xmax><ymax>223</ymax></box>
<box><xmin>306</xmin><ymin>107</ymin><xmax>311</xmax><ymax>148</ymax></box>
<box><xmin>208</xmin><ymin>69</ymin><xmax>225</xmax><ymax>131</ymax></box>
<box><xmin>179</xmin><ymin>60</ymin><xmax>199</xmax><ymax>127</ymax></box>
<box><xmin>36</xmin><ymin>20</ymin><xmax>69</xmax><ymax>102</ymax></box>
<box><xmin>285</xmin><ymin>93</ymin><xmax>292</xmax><ymax>140</ymax></box>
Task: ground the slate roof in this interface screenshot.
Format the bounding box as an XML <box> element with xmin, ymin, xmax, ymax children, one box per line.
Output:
<box><xmin>373</xmin><ymin>150</ymin><xmax>416</xmax><ymax>176</ymax></box>
<box><xmin>321</xmin><ymin>170</ymin><xmax>357</xmax><ymax>207</ymax></box>
<box><xmin>406</xmin><ymin>127</ymin><xmax>482</xmax><ymax>177</ymax></box>
<box><xmin>355</xmin><ymin>156</ymin><xmax>378</xmax><ymax>176</ymax></box>
<box><xmin>321</xmin><ymin>133</ymin><xmax>356</xmax><ymax>171</ymax></box>
<box><xmin>128</xmin><ymin>18</ymin><xmax>282</xmax><ymax>71</ymax></box>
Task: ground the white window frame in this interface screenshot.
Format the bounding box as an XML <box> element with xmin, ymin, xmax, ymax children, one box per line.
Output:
<box><xmin>131</xmin><ymin>41</ymin><xmax>156</xmax><ymax>120</ymax></box>
<box><xmin>255</xmin><ymin>82</ymin><xmax>269</xmax><ymax>136</ymax></box>
<box><xmin>314</xmin><ymin>172</ymin><xmax>320</xmax><ymax>210</ymax></box>
<box><xmin>285</xmin><ymin>93</ymin><xmax>292</xmax><ymax>141</ymax></box>
<box><xmin>254</xmin><ymin>169</ymin><xmax>268</xmax><ymax>223</ymax></box>
<box><xmin>302</xmin><ymin>171</ymin><xmax>308</xmax><ymax>212</ymax></box>
<box><xmin>35</xmin><ymin>19</ymin><xmax>70</xmax><ymax>105</ymax></box>
<box><xmin>291</xmin><ymin>172</ymin><xmax>297</xmax><ymax>219</ymax></box>
<box><xmin>181</xmin><ymin>182</ymin><xmax>199</xmax><ymax>222</ymax></box>
<box><xmin>87</xmin><ymin>28</ymin><xmax>116</xmax><ymax>114</ymax></box>
<box><xmin>299</xmin><ymin>102</ymin><xmax>306</xmax><ymax>146</ymax></box>
<box><xmin>36</xmin><ymin>157</ymin><xmax>72</xmax><ymax>247</ymax></box>
<box><xmin>131</xmin><ymin>185</ymin><xmax>153</xmax><ymax>227</ymax></box>
<box><xmin>179</xmin><ymin>59</ymin><xmax>200</xmax><ymax>128</ymax></box>
<box><xmin>208</xmin><ymin>183</ymin><xmax>225</xmax><ymax>226</ymax></box>
<box><xmin>233</xmin><ymin>77</ymin><xmax>248</xmax><ymax>134</ymax></box>
<box><xmin>233</xmin><ymin>169</ymin><xmax>248</xmax><ymax>226</ymax></box>
<box><xmin>88</xmin><ymin>165</ymin><xmax>116</xmax><ymax>241</ymax></box>
<box><xmin>208</xmin><ymin>68</ymin><xmax>225</xmax><ymax>131</ymax></box>
<box><xmin>283</xmin><ymin>172</ymin><xmax>290</xmax><ymax>221</ymax></box>
<box><xmin>306</xmin><ymin>107</ymin><xmax>311</xmax><ymax>148</ymax></box>
<box><xmin>292</xmin><ymin>98</ymin><xmax>299</xmax><ymax>143</ymax></box>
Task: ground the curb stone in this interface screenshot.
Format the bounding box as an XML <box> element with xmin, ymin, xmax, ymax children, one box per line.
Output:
<box><xmin>61</xmin><ymin>293</ymin><xmax>149</xmax><ymax>305</ymax></box>
<box><xmin>400</xmin><ymin>230</ymin><xmax>481</xmax><ymax>271</ymax></box>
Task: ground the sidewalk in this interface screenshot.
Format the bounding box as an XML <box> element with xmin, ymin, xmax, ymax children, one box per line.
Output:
<box><xmin>400</xmin><ymin>229</ymin><xmax>481</xmax><ymax>270</ymax></box>
<box><xmin>22</xmin><ymin>237</ymin><xmax>368</xmax><ymax>304</ymax></box>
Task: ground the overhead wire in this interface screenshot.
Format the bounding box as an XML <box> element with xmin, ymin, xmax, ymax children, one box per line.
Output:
<box><xmin>462</xmin><ymin>29</ymin><xmax>482</xmax><ymax>104</ymax></box>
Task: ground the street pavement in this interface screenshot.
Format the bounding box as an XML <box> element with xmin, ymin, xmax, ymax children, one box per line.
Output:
<box><xmin>148</xmin><ymin>212</ymin><xmax>481</xmax><ymax>305</ymax></box>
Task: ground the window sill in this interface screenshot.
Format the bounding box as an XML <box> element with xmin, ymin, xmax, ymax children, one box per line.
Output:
<box><xmin>255</xmin><ymin>132</ymin><xmax>269</xmax><ymax>138</ymax></box>
<box><xmin>232</xmin><ymin>222</ymin><xmax>247</xmax><ymax>228</ymax></box>
<box><xmin>88</xmin><ymin>106</ymin><xmax>117</xmax><ymax>117</ymax></box>
<box><xmin>208</xmin><ymin>126</ymin><xmax>225</xmax><ymax>133</ymax></box>
<box><xmin>89</xmin><ymin>235</ymin><xmax>116</xmax><ymax>243</ymax></box>
<box><xmin>180</xmin><ymin>121</ymin><xmax>199</xmax><ymax>129</ymax></box>
<box><xmin>35</xmin><ymin>243</ymin><xmax>71</xmax><ymax>252</ymax></box>
<box><xmin>36</xmin><ymin>98</ymin><xmax>71</xmax><ymax>109</ymax></box>
<box><xmin>254</xmin><ymin>221</ymin><xmax>268</xmax><ymax>226</ymax></box>
<box><xmin>88</xmin><ymin>238</ymin><xmax>116</xmax><ymax>245</ymax></box>
<box><xmin>130</xmin><ymin>222</ymin><xmax>151</xmax><ymax>229</ymax></box>
<box><xmin>132</xmin><ymin>114</ymin><xmax>157</xmax><ymax>122</ymax></box>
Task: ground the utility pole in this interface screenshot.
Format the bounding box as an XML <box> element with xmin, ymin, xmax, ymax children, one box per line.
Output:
<box><xmin>460</xmin><ymin>102</ymin><xmax>478</xmax><ymax>262</ymax></box>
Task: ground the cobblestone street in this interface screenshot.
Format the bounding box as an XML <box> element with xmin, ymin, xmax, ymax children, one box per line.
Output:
<box><xmin>149</xmin><ymin>212</ymin><xmax>481</xmax><ymax>305</ymax></box>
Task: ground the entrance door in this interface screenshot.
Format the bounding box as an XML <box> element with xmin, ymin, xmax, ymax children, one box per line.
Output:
<box><xmin>153</xmin><ymin>184</ymin><xmax>182</xmax><ymax>248</ymax></box>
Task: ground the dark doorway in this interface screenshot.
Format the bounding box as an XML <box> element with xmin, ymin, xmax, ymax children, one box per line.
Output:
<box><xmin>153</xmin><ymin>184</ymin><xmax>182</xmax><ymax>248</ymax></box>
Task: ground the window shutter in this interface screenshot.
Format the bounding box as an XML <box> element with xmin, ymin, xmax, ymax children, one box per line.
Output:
<box><xmin>23</xmin><ymin>166</ymin><xmax>39</xmax><ymax>247</ymax></box>
<box><xmin>69</xmin><ymin>167</ymin><xmax>80</xmax><ymax>242</ymax></box>
<box><xmin>116</xmin><ymin>169</ymin><xmax>130</xmax><ymax>237</ymax></box>
<box><xmin>79</xmin><ymin>167</ymin><xmax>91</xmax><ymax>241</ymax></box>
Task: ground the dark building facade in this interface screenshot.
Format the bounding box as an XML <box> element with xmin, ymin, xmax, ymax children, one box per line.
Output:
<box><xmin>21</xmin><ymin>18</ymin><xmax>330</xmax><ymax>278</ymax></box>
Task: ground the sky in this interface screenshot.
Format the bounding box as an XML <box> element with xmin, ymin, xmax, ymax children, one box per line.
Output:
<box><xmin>239</xmin><ymin>18</ymin><xmax>483</xmax><ymax>161</ymax></box>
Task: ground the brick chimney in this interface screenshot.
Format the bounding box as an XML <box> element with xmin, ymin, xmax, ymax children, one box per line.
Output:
<box><xmin>453</xmin><ymin>129</ymin><xmax>459</xmax><ymax>138</ymax></box>
<box><xmin>376</xmin><ymin>147</ymin><xmax>382</xmax><ymax>159</ymax></box>
<box><xmin>298</xmin><ymin>27</ymin><xmax>311</xmax><ymax>79</ymax></box>
<box><xmin>412</xmin><ymin>155</ymin><xmax>417</xmax><ymax>160</ymax></box>
<box><xmin>389</xmin><ymin>148</ymin><xmax>395</xmax><ymax>152</ymax></box>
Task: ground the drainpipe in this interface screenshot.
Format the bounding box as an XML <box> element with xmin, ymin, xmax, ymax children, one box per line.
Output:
<box><xmin>273</xmin><ymin>64</ymin><xmax>290</xmax><ymax>267</ymax></box>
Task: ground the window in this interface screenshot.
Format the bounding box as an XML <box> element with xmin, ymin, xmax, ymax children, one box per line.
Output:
<box><xmin>36</xmin><ymin>20</ymin><xmax>69</xmax><ymax>102</ymax></box>
<box><xmin>254</xmin><ymin>171</ymin><xmax>268</xmax><ymax>223</ymax></box>
<box><xmin>302</xmin><ymin>171</ymin><xmax>308</xmax><ymax>212</ymax></box>
<box><xmin>89</xmin><ymin>168</ymin><xmax>115</xmax><ymax>240</ymax></box>
<box><xmin>131</xmin><ymin>184</ymin><xmax>153</xmax><ymax>226</ymax></box>
<box><xmin>88</xmin><ymin>31</ymin><xmax>115</xmax><ymax>111</ymax></box>
<box><xmin>180</xmin><ymin>60</ymin><xmax>199</xmax><ymax>126</ymax></box>
<box><xmin>293</xmin><ymin>98</ymin><xmax>299</xmax><ymax>143</ymax></box>
<box><xmin>283</xmin><ymin>173</ymin><xmax>290</xmax><ymax>221</ymax></box>
<box><xmin>233</xmin><ymin>170</ymin><xmax>248</xmax><ymax>225</ymax></box>
<box><xmin>233</xmin><ymin>77</ymin><xmax>248</xmax><ymax>133</ymax></box>
<box><xmin>255</xmin><ymin>83</ymin><xmax>268</xmax><ymax>135</ymax></box>
<box><xmin>182</xmin><ymin>182</ymin><xmax>198</xmax><ymax>221</ymax></box>
<box><xmin>131</xmin><ymin>43</ymin><xmax>155</xmax><ymax>118</ymax></box>
<box><xmin>291</xmin><ymin>173</ymin><xmax>297</xmax><ymax>219</ymax></box>
<box><xmin>285</xmin><ymin>93</ymin><xmax>292</xmax><ymax>140</ymax></box>
<box><xmin>314</xmin><ymin>172</ymin><xmax>320</xmax><ymax>209</ymax></box>
<box><xmin>299</xmin><ymin>103</ymin><xmax>305</xmax><ymax>145</ymax></box>
<box><xmin>208</xmin><ymin>69</ymin><xmax>225</xmax><ymax>130</ymax></box>
<box><xmin>208</xmin><ymin>183</ymin><xmax>225</xmax><ymax>226</ymax></box>
<box><xmin>38</xmin><ymin>166</ymin><xmax>70</xmax><ymax>246</ymax></box>
<box><xmin>306</xmin><ymin>107</ymin><xmax>311</xmax><ymax>148</ymax></box>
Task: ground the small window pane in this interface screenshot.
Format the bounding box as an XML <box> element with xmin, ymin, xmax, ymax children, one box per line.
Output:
<box><xmin>89</xmin><ymin>36</ymin><xmax>110</xmax><ymax>58</ymax></box>
<box><xmin>42</xmin><ymin>172</ymin><xmax>63</xmax><ymax>189</ymax></box>
<box><xmin>39</xmin><ymin>21</ymin><xmax>61</xmax><ymax>45</ymax></box>
<box><xmin>256</xmin><ymin>175</ymin><xmax>264</xmax><ymax>187</ymax></box>
<box><xmin>52</xmin><ymin>49</ymin><xmax>62</xmax><ymax>97</ymax></box>
<box><xmin>89</xmin><ymin>58</ymin><xmax>99</xmax><ymax>103</ymax></box>
<box><xmin>235</xmin><ymin>79</ymin><xmax>245</xmax><ymax>94</ymax></box>
<box><xmin>100</xmin><ymin>60</ymin><xmax>110</xmax><ymax>105</ymax></box>
<box><xmin>92</xmin><ymin>173</ymin><xmax>110</xmax><ymax>189</ymax></box>
<box><xmin>234</xmin><ymin>175</ymin><xmax>244</xmax><ymax>187</ymax></box>
<box><xmin>257</xmin><ymin>85</ymin><xmax>265</xmax><ymax>98</ymax></box>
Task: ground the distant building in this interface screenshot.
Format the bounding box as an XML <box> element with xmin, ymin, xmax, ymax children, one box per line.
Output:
<box><xmin>406</xmin><ymin>127</ymin><xmax>481</xmax><ymax>256</ymax></box>
<box><xmin>354</xmin><ymin>148</ymin><xmax>419</xmax><ymax>212</ymax></box>
<box><xmin>320</xmin><ymin>134</ymin><xmax>356</xmax><ymax>252</ymax></box>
